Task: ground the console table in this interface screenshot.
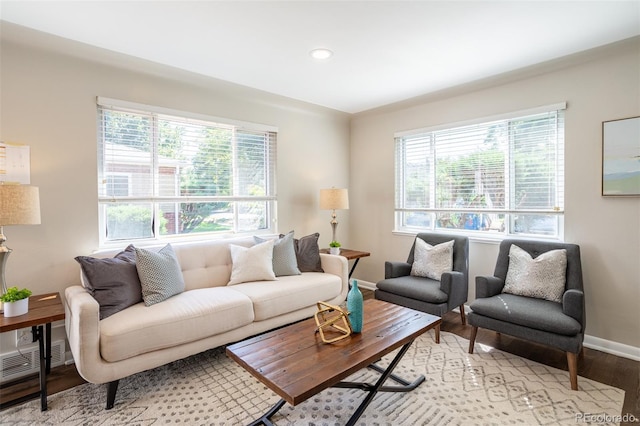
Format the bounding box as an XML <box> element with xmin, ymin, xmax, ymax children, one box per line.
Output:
<box><xmin>0</xmin><ymin>292</ymin><xmax>65</xmax><ymax>411</ymax></box>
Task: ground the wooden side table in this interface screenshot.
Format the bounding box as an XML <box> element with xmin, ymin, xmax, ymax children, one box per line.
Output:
<box><xmin>320</xmin><ymin>248</ymin><xmax>370</xmax><ymax>278</ymax></box>
<box><xmin>0</xmin><ymin>292</ymin><xmax>65</xmax><ymax>411</ymax></box>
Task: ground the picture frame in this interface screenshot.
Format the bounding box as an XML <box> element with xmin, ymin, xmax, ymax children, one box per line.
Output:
<box><xmin>602</xmin><ymin>116</ymin><xmax>640</xmax><ymax>196</ymax></box>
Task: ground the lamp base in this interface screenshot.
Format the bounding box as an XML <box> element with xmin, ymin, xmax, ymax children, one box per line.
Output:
<box><xmin>0</xmin><ymin>249</ymin><xmax>11</xmax><ymax>295</ymax></box>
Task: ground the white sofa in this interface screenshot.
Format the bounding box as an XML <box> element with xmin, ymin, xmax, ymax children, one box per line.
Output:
<box><xmin>64</xmin><ymin>236</ymin><xmax>349</xmax><ymax>409</ymax></box>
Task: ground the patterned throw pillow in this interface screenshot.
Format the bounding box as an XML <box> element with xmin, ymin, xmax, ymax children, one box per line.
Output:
<box><xmin>228</xmin><ymin>239</ymin><xmax>277</xmax><ymax>285</ymax></box>
<box><xmin>75</xmin><ymin>244</ymin><xmax>142</xmax><ymax>320</ymax></box>
<box><xmin>254</xmin><ymin>231</ymin><xmax>301</xmax><ymax>277</ymax></box>
<box><xmin>135</xmin><ymin>244</ymin><xmax>185</xmax><ymax>306</ymax></box>
<box><xmin>503</xmin><ymin>244</ymin><xmax>567</xmax><ymax>303</ymax></box>
<box><xmin>410</xmin><ymin>239</ymin><xmax>454</xmax><ymax>280</ymax></box>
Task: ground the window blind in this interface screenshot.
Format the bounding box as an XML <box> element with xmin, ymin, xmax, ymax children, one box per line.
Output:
<box><xmin>395</xmin><ymin>104</ymin><xmax>565</xmax><ymax>237</ymax></box>
<box><xmin>97</xmin><ymin>100</ymin><xmax>277</xmax><ymax>243</ymax></box>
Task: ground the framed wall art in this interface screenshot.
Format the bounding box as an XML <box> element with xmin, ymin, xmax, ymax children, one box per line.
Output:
<box><xmin>602</xmin><ymin>116</ymin><xmax>640</xmax><ymax>196</ymax></box>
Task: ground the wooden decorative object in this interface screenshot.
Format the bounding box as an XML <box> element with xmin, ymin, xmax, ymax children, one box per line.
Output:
<box><xmin>314</xmin><ymin>301</ymin><xmax>352</xmax><ymax>343</ymax></box>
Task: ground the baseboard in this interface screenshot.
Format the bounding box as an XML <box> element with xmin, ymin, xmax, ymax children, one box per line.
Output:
<box><xmin>357</xmin><ymin>280</ymin><xmax>640</xmax><ymax>361</ymax></box>
<box><xmin>352</xmin><ymin>279</ymin><xmax>377</xmax><ymax>291</ymax></box>
<box><xmin>583</xmin><ymin>335</ymin><xmax>640</xmax><ymax>361</ymax></box>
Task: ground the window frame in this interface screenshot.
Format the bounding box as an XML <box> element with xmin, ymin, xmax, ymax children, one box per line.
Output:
<box><xmin>394</xmin><ymin>103</ymin><xmax>566</xmax><ymax>241</ymax></box>
<box><xmin>96</xmin><ymin>97</ymin><xmax>278</xmax><ymax>248</ymax></box>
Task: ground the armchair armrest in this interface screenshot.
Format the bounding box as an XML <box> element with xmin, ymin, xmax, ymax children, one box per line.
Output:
<box><xmin>440</xmin><ymin>270</ymin><xmax>468</xmax><ymax>308</ymax></box>
<box><xmin>385</xmin><ymin>261</ymin><xmax>412</xmax><ymax>279</ymax></box>
<box><xmin>563</xmin><ymin>289</ymin><xmax>585</xmax><ymax>326</ymax></box>
<box><xmin>475</xmin><ymin>276</ymin><xmax>505</xmax><ymax>298</ymax></box>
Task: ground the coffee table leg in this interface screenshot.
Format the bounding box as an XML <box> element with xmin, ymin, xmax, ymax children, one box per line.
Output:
<box><xmin>337</xmin><ymin>341</ymin><xmax>420</xmax><ymax>426</ymax></box>
<box><xmin>248</xmin><ymin>398</ymin><xmax>286</xmax><ymax>426</ymax></box>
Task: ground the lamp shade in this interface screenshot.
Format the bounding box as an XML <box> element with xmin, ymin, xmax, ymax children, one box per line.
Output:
<box><xmin>0</xmin><ymin>185</ymin><xmax>41</xmax><ymax>226</ymax></box>
<box><xmin>320</xmin><ymin>188</ymin><xmax>349</xmax><ymax>210</ymax></box>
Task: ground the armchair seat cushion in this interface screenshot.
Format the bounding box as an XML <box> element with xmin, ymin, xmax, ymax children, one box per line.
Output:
<box><xmin>469</xmin><ymin>293</ymin><xmax>581</xmax><ymax>336</ymax></box>
<box><xmin>376</xmin><ymin>276</ymin><xmax>448</xmax><ymax>304</ymax></box>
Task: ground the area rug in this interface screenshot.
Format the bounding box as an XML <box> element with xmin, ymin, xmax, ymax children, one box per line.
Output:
<box><xmin>2</xmin><ymin>332</ymin><xmax>624</xmax><ymax>425</ymax></box>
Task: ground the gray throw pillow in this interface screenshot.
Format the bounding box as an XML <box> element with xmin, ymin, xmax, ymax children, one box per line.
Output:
<box><xmin>255</xmin><ymin>231</ymin><xmax>301</xmax><ymax>277</ymax></box>
<box><xmin>135</xmin><ymin>244</ymin><xmax>185</xmax><ymax>306</ymax></box>
<box><xmin>75</xmin><ymin>244</ymin><xmax>142</xmax><ymax>320</ymax></box>
<box><xmin>292</xmin><ymin>232</ymin><xmax>324</xmax><ymax>273</ymax></box>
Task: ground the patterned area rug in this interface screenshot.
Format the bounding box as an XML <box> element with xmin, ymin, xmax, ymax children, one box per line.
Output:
<box><xmin>3</xmin><ymin>332</ymin><xmax>623</xmax><ymax>425</ymax></box>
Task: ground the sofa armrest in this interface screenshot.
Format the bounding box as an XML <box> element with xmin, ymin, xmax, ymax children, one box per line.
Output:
<box><xmin>64</xmin><ymin>285</ymin><xmax>106</xmax><ymax>384</ymax></box>
<box><xmin>320</xmin><ymin>253</ymin><xmax>349</xmax><ymax>298</ymax></box>
<box><xmin>385</xmin><ymin>261</ymin><xmax>412</xmax><ymax>279</ymax></box>
<box><xmin>563</xmin><ymin>289</ymin><xmax>585</xmax><ymax>327</ymax></box>
<box><xmin>440</xmin><ymin>271</ymin><xmax>468</xmax><ymax>308</ymax></box>
<box><xmin>475</xmin><ymin>275</ymin><xmax>504</xmax><ymax>299</ymax></box>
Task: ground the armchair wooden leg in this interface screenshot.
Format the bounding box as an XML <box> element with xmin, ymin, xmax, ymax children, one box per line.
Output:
<box><xmin>459</xmin><ymin>305</ymin><xmax>466</xmax><ymax>325</ymax></box>
<box><xmin>468</xmin><ymin>326</ymin><xmax>478</xmax><ymax>354</ymax></box>
<box><xmin>434</xmin><ymin>324</ymin><xmax>440</xmax><ymax>344</ymax></box>
<box><xmin>567</xmin><ymin>352</ymin><xmax>578</xmax><ymax>391</ymax></box>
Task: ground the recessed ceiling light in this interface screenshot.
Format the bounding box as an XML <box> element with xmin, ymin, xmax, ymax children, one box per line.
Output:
<box><xmin>310</xmin><ymin>48</ymin><xmax>333</xmax><ymax>60</ymax></box>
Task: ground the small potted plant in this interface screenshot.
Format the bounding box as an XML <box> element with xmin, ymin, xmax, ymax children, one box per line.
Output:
<box><xmin>329</xmin><ymin>241</ymin><xmax>341</xmax><ymax>255</ymax></box>
<box><xmin>1</xmin><ymin>286</ymin><xmax>32</xmax><ymax>317</ymax></box>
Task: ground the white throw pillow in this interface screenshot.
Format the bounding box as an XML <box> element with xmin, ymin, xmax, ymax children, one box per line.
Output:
<box><xmin>503</xmin><ymin>244</ymin><xmax>567</xmax><ymax>303</ymax></box>
<box><xmin>410</xmin><ymin>239</ymin><xmax>454</xmax><ymax>280</ymax></box>
<box><xmin>228</xmin><ymin>239</ymin><xmax>277</xmax><ymax>285</ymax></box>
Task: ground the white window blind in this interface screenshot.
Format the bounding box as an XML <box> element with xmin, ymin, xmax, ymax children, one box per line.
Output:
<box><xmin>97</xmin><ymin>99</ymin><xmax>277</xmax><ymax>244</ymax></box>
<box><xmin>395</xmin><ymin>104</ymin><xmax>565</xmax><ymax>238</ymax></box>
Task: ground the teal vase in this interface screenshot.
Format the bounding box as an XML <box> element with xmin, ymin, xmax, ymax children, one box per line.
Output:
<box><xmin>347</xmin><ymin>280</ymin><xmax>363</xmax><ymax>333</ymax></box>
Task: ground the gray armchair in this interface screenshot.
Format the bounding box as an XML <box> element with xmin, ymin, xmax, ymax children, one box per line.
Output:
<box><xmin>375</xmin><ymin>233</ymin><xmax>469</xmax><ymax>343</ymax></box>
<box><xmin>468</xmin><ymin>239</ymin><xmax>585</xmax><ymax>390</ymax></box>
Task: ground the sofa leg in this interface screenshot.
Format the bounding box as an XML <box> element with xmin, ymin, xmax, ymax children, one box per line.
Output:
<box><xmin>468</xmin><ymin>326</ymin><xmax>478</xmax><ymax>354</ymax></box>
<box><xmin>434</xmin><ymin>324</ymin><xmax>440</xmax><ymax>344</ymax></box>
<box><xmin>106</xmin><ymin>380</ymin><xmax>119</xmax><ymax>410</ymax></box>
<box><xmin>567</xmin><ymin>352</ymin><xmax>578</xmax><ymax>391</ymax></box>
<box><xmin>459</xmin><ymin>305</ymin><xmax>466</xmax><ymax>325</ymax></box>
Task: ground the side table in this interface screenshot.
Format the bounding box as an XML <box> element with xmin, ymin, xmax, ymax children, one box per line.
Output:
<box><xmin>320</xmin><ymin>248</ymin><xmax>370</xmax><ymax>278</ymax></box>
<box><xmin>0</xmin><ymin>292</ymin><xmax>65</xmax><ymax>411</ymax></box>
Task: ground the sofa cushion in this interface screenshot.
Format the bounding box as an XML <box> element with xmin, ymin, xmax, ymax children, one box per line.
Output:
<box><xmin>376</xmin><ymin>276</ymin><xmax>448</xmax><ymax>304</ymax></box>
<box><xmin>470</xmin><ymin>293</ymin><xmax>581</xmax><ymax>336</ymax></box>
<box><xmin>135</xmin><ymin>244</ymin><xmax>185</xmax><ymax>306</ymax></box>
<box><xmin>75</xmin><ymin>244</ymin><xmax>142</xmax><ymax>320</ymax></box>
<box><xmin>503</xmin><ymin>244</ymin><xmax>567</xmax><ymax>303</ymax></box>
<box><xmin>293</xmin><ymin>232</ymin><xmax>324</xmax><ymax>273</ymax></box>
<box><xmin>99</xmin><ymin>287</ymin><xmax>254</xmax><ymax>362</ymax></box>
<box><xmin>230</xmin><ymin>272</ymin><xmax>341</xmax><ymax>321</ymax></box>
<box><xmin>228</xmin><ymin>239</ymin><xmax>277</xmax><ymax>285</ymax></box>
<box><xmin>255</xmin><ymin>231</ymin><xmax>301</xmax><ymax>277</ymax></box>
<box><xmin>410</xmin><ymin>239</ymin><xmax>454</xmax><ymax>280</ymax></box>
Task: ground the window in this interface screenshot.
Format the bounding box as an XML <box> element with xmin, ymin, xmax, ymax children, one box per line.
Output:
<box><xmin>395</xmin><ymin>103</ymin><xmax>565</xmax><ymax>238</ymax></box>
<box><xmin>97</xmin><ymin>97</ymin><xmax>277</xmax><ymax>244</ymax></box>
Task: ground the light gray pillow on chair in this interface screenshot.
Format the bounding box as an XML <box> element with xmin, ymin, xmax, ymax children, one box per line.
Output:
<box><xmin>503</xmin><ymin>244</ymin><xmax>567</xmax><ymax>303</ymax></box>
<box><xmin>135</xmin><ymin>244</ymin><xmax>185</xmax><ymax>306</ymax></box>
<box><xmin>410</xmin><ymin>239</ymin><xmax>454</xmax><ymax>280</ymax></box>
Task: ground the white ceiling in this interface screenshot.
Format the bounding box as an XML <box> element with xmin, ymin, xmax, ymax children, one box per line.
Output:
<box><xmin>1</xmin><ymin>1</ymin><xmax>639</xmax><ymax>113</ymax></box>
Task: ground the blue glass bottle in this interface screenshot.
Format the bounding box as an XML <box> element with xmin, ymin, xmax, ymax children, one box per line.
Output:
<box><xmin>347</xmin><ymin>280</ymin><xmax>363</xmax><ymax>333</ymax></box>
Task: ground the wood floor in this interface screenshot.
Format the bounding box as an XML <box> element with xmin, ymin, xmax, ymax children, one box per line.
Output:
<box><xmin>1</xmin><ymin>290</ymin><xmax>638</xmax><ymax>424</ymax></box>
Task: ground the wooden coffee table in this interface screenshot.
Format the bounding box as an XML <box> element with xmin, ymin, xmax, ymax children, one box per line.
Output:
<box><xmin>226</xmin><ymin>299</ymin><xmax>441</xmax><ymax>426</ymax></box>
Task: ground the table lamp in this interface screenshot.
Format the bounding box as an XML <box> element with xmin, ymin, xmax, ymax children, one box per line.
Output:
<box><xmin>0</xmin><ymin>184</ymin><xmax>41</xmax><ymax>294</ymax></box>
<box><xmin>319</xmin><ymin>188</ymin><xmax>349</xmax><ymax>243</ymax></box>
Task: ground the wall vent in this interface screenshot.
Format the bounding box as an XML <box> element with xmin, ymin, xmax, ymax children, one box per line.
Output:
<box><xmin>0</xmin><ymin>340</ymin><xmax>65</xmax><ymax>383</ymax></box>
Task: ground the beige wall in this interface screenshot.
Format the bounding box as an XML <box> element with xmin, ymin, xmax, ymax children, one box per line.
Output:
<box><xmin>1</xmin><ymin>25</ymin><xmax>638</xmax><ymax>357</ymax></box>
<box><xmin>349</xmin><ymin>38</ymin><xmax>640</xmax><ymax>351</ymax></box>
<box><xmin>0</xmin><ymin>28</ymin><xmax>350</xmax><ymax>332</ymax></box>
